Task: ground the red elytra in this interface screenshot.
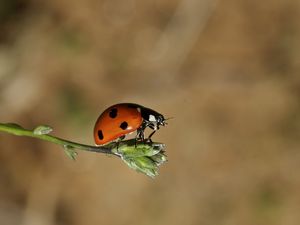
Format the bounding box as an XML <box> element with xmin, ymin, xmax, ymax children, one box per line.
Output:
<box><xmin>93</xmin><ymin>103</ymin><xmax>166</xmax><ymax>145</ymax></box>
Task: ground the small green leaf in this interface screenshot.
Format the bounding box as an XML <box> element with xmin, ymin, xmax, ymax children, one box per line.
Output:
<box><xmin>33</xmin><ymin>125</ymin><xmax>53</xmax><ymax>135</ymax></box>
<box><xmin>114</xmin><ymin>141</ymin><xmax>165</xmax><ymax>158</ymax></box>
<box><xmin>122</xmin><ymin>156</ymin><xmax>158</xmax><ymax>178</ymax></box>
<box><xmin>150</xmin><ymin>151</ymin><xmax>167</xmax><ymax>166</ymax></box>
<box><xmin>63</xmin><ymin>145</ymin><xmax>78</xmax><ymax>160</ymax></box>
<box><xmin>109</xmin><ymin>140</ymin><xmax>167</xmax><ymax>178</ymax></box>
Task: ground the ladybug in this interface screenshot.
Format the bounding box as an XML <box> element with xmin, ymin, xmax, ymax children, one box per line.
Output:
<box><xmin>94</xmin><ymin>103</ymin><xmax>166</xmax><ymax>145</ymax></box>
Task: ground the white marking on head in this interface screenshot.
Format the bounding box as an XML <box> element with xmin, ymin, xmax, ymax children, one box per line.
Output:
<box><xmin>136</xmin><ymin>107</ymin><xmax>141</xmax><ymax>113</ymax></box>
<box><xmin>149</xmin><ymin>114</ymin><xmax>156</xmax><ymax>122</ymax></box>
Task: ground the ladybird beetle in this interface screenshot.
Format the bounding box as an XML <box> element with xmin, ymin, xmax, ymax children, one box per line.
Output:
<box><xmin>94</xmin><ymin>103</ymin><xmax>166</xmax><ymax>145</ymax></box>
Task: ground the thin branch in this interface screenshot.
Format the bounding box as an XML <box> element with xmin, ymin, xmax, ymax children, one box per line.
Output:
<box><xmin>0</xmin><ymin>122</ymin><xmax>167</xmax><ymax>178</ymax></box>
<box><xmin>0</xmin><ymin>123</ymin><xmax>115</xmax><ymax>155</ymax></box>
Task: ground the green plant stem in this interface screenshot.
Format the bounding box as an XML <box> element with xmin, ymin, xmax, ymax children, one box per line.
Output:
<box><xmin>0</xmin><ymin>123</ymin><xmax>115</xmax><ymax>155</ymax></box>
<box><xmin>0</xmin><ymin>122</ymin><xmax>167</xmax><ymax>178</ymax></box>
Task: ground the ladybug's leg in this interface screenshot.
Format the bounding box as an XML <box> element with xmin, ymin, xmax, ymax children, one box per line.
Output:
<box><xmin>136</xmin><ymin>128</ymin><xmax>145</xmax><ymax>141</ymax></box>
<box><xmin>147</xmin><ymin>130</ymin><xmax>156</xmax><ymax>142</ymax></box>
<box><xmin>135</xmin><ymin>127</ymin><xmax>145</xmax><ymax>147</ymax></box>
<box><xmin>145</xmin><ymin>125</ymin><xmax>159</xmax><ymax>142</ymax></box>
<box><xmin>116</xmin><ymin>135</ymin><xmax>125</xmax><ymax>152</ymax></box>
<box><xmin>137</xmin><ymin>120</ymin><xmax>148</xmax><ymax>141</ymax></box>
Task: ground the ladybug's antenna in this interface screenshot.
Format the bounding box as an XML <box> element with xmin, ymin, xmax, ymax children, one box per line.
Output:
<box><xmin>162</xmin><ymin>117</ymin><xmax>173</xmax><ymax>125</ymax></box>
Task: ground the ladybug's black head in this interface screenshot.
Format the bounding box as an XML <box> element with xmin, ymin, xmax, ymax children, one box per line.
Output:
<box><xmin>156</xmin><ymin>114</ymin><xmax>166</xmax><ymax>127</ymax></box>
<box><xmin>141</xmin><ymin>107</ymin><xmax>166</xmax><ymax>130</ymax></box>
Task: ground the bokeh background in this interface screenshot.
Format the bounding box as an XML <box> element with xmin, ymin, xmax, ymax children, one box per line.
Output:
<box><xmin>1</xmin><ymin>0</ymin><xmax>300</xmax><ymax>224</ymax></box>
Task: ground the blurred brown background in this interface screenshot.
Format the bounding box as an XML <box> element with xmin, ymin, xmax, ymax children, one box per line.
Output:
<box><xmin>1</xmin><ymin>0</ymin><xmax>300</xmax><ymax>224</ymax></box>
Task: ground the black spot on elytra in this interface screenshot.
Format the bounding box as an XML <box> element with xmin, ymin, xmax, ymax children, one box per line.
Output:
<box><xmin>109</xmin><ymin>108</ymin><xmax>118</xmax><ymax>118</ymax></box>
<box><xmin>120</xmin><ymin>121</ymin><xmax>128</xmax><ymax>130</ymax></box>
<box><xmin>98</xmin><ymin>130</ymin><xmax>104</xmax><ymax>140</ymax></box>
